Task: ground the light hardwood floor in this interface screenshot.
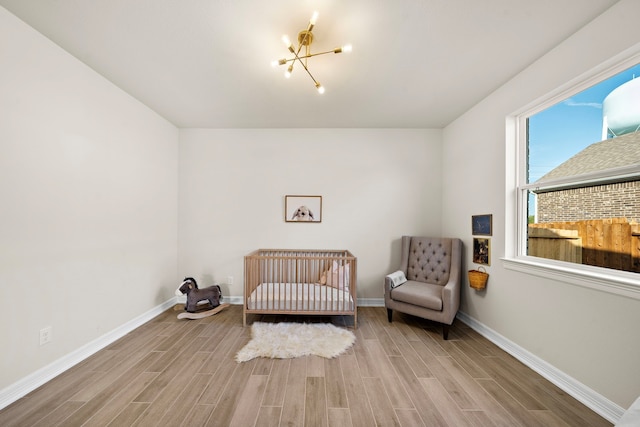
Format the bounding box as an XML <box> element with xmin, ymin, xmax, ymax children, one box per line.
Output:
<box><xmin>0</xmin><ymin>305</ymin><xmax>612</xmax><ymax>427</ymax></box>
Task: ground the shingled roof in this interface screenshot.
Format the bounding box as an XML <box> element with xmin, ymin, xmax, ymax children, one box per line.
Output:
<box><xmin>536</xmin><ymin>131</ymin><xmax>640</xmax><ymax>183</ymax></box>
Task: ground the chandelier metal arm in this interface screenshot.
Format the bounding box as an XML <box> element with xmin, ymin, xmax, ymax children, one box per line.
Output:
<box><xmin>287</xmin><ymin>44</ymin><xmax>321</xmax><ymax>88</ymax></box>
<box><xmin>277</xmin><ymin>48</ymin><xmax>347</xmax><ymax>65</ymax></box>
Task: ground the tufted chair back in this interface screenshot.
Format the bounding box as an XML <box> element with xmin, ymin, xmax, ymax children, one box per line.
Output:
<box><xmin>405</xmin><ymin>237</ymin><xmax>452</xmax><ymax>286</ymax></box>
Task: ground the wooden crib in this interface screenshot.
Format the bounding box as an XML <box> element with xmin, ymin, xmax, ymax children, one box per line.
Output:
<box><xmin>243</xmin><ymin>249</ymin><xmax>357</xmax><ymax>328</ymax></box>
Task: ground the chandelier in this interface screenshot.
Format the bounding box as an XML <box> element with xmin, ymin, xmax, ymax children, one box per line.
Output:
<box><xmin>272</xmin><ymin>11</ymin><xmax>352</xmax><ymax>94</ymax></box>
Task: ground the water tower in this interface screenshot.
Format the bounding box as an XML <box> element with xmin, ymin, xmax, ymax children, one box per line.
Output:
<box><xmin>602</xmin><ymin>77</ymin><xmax>640</xmax><ymax>139</ymax></box>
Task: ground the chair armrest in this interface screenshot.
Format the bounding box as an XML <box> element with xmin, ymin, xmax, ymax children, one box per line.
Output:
<box><xmin>441</xmin><ymin>239</ymin><xmax>462</xmax><ymax>323</ymax></box>
<box><xmin>440</xmin><ymin>277</ymin><xmax>461</xmax><ymax>325</ymax></box>
<box><xmin>383</xmin><ymin>275</ymin><xmax>394</xmax><ymax>294</ymax></box>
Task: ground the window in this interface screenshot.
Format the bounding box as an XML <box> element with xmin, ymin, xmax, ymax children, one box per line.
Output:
<box><xmin>507</xmin><ymin>55</ymin><xmax>640</xmax><ymax>298</ymax></box>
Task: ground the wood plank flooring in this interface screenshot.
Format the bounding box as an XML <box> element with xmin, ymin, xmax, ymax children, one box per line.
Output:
<box><xmin>0</xmin><ymin>305</ymin><xmax>612</xmax><ymax>426</ymax></box>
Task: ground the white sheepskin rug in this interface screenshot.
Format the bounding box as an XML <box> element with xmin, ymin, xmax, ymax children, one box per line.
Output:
<box><xmin>235</xmin><ymin>322</ymin><xmax>356</xmax><ymax>363</ymax></box>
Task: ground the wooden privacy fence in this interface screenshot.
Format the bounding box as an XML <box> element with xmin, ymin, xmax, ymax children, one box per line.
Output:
<box><xmin>528</xmin><ymin>218</ymin><xmax>640</xmax><ymax>273</ymax></box>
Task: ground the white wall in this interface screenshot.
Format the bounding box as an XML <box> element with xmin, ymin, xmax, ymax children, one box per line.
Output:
<box><xmin>0</xmin><ymin>7</ymin><xmax>179</xmax><ymax>391</ymax></box>
<box><xmin>442</xmin><ymin>0</ymin><xmax>640</xmax><ymax>410</ymax></box>
<box><xmin>178</xmin><ymin>128</ymin><xmax>442</xmax><ymax>301</ymax></box>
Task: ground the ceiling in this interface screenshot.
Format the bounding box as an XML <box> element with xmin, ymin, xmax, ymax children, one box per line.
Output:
<box><xmin>0</xmin><ymin>0</ymin><xmax>619</xmax><ymax>128</ymax></box>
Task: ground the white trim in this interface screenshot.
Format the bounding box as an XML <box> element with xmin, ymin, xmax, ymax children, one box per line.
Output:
<box><xmin>356</xmin><ymin>297</ymin><xmax>384</xmax><ymax>307</ymax></box>
<box><xmin>456</xmin><ymin>311</ymin><xmax>625</xmax><ymax>424</ymax></box>
<box><xmin>215</xmin><ymin>295</ymin><xmax>244</xmax><ymax>305</ymax></box>
<box><xmin>502</xmin><ymin>257</ymin><xmax>640</xmax><ymax>301</ymax></box>
<box><xmin>0</xmin><ymin>298</ymin><xmax>178</xmax><ymax>410</ymax></box>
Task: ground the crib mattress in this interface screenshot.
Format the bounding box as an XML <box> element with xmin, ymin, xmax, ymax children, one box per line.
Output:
<box><xmin>246</xmin><ymin>282</ymin><xmax>354</xmax><ymax>312</ymax></box>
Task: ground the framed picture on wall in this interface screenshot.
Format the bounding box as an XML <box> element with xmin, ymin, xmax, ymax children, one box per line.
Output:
<box><xmin>472</xmin><ymin>214</ymin><xmax>492</xmax><ymax>236</ymax></box>
<box><xmin>285</xmin><ymin>195</ymin><xmax>322</xmax><ymax>222</ymax></box>
<box><xmin>472</xmin><ymin>237</ymin><xmax>490</xmax><ymax>265</ymax></box>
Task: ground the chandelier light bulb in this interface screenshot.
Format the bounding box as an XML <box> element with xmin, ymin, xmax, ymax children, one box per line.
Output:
<box><xmin>316</xmin><ymin>83</ymin><xmax>325</xmax><ymax>94</ymax></box>
<box><xmin>310</xmin><ymin>11</ymin><xmax>319</xmax><ymax>25</ymax></box>
<box><xmin>281</xmin><ymin>35</ymin><xmax>291</xmax><ymax>48</ymax></box>
<box><xmin>342</xmin><ymin>44</ymin><xmax>353</xmax><ymax>53</ymax></box>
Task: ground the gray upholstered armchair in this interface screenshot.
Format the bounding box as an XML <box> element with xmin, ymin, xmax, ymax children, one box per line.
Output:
<box><xmin>384</xmin><ymin>236</ymin><xmax>462</xmax><ymax>339</ymax></box>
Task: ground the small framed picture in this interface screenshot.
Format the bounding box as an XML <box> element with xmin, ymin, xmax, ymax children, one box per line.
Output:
<box><xmin>472</xmin><ymin>214</ymin><xmax>492</xmax><ymax>236</ymax></box>
<box><xmin>473</xmin><ymin>238</ymin><xmax>490</xmax><ymax>265</ymax></box>
<box><xmin>285</xmin><ymin>195</ymin><xmax>322</xmax><ymax>223</ymax></box>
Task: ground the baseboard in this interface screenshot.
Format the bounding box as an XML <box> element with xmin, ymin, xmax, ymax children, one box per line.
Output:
<box><xmin>0</xmin><ymin>298</ymin><xmax>178</xmax><ymax>411</ymax></box>
<box><xmin>356</xmin><ymin>298</ymin><xmax>385</xmax><ymax>307</ymax></box>
<box><xmin>222</xmin><ymin>296</ymin><xmax>244</xmax><ymax>305</ymax></box>
<box><xmin>456</xmin><ymin>311</ymin><xmax>625</xmax><ymax>424</ymax></box>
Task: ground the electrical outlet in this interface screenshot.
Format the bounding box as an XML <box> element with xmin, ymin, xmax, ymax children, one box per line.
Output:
<box><xmin>39</xmin><ymin>326</ymin><xmax>52</xmax><ymax>346</ymax></box>
<box><xmin>227</xmin><ymin>276</ymin><xmax>234</xmax><ymax>285</ymax></box>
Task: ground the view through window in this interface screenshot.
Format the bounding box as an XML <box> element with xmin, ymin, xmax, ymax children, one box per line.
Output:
<box><xmin>521</xmin><ymin>62</ymin><xmax>640</xmax><ymax>273</ymax></box>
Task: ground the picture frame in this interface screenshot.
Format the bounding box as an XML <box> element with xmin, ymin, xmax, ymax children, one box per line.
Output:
<box><xmin>285</xmin><ymin>195</ymin><xmax>322</xmax><ymax>223</ymax></box>
<box><xmin>472</xmin><ymin>238</ymin><xmax>491</xmax><ymax>265</ymax></box>
<box><xmin>472</xmin><ymin>214</ymin><xmax>492</xmax><ymax>236</ymax></box>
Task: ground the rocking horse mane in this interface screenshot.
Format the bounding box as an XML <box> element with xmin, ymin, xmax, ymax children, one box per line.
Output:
<box><xmin>182</xmin><ymin>277</ymin><xmax>198</xmax><ymax>288</ymax></box>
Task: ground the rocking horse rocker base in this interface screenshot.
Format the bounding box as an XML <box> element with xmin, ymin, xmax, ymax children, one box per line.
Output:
<box><xmin>176</xmin><ymin>302</ymin><xmax>230</xmax><ymax>320</ymax></box>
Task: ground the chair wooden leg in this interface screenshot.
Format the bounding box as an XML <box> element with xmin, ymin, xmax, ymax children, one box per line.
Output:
<box><xmin>387</xmin><ymin>309</ymin><xmax>393</xmax><ymax>323</ymax></box>
<box><xmin>442</xmin><ymin>324</ymin><xmax>449</xmax><ymax>340</ymax></box>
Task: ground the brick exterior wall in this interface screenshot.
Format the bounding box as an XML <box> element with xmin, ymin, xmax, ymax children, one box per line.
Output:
<box><xmin>536</xmin><ymin>180</ymin><xmax>640</xmax><ymax>223</ymax></box>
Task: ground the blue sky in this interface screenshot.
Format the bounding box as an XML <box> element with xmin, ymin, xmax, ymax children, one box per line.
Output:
<box><xmin>528</xmin><ymin>63</ymin><xmax>640</xmax><ymax>182</ymax></box>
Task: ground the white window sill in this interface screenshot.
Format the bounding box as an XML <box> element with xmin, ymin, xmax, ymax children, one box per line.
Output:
<box><xmin>502</xmin><ymin>257</ymin><xmax>640</xmax><ymax>301</ymax></box>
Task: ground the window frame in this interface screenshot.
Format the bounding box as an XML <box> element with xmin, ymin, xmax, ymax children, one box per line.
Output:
<box><xmin>505</xmin><ymin>48</ymin><xmax>640</xmax><ymax>301</ymax></box>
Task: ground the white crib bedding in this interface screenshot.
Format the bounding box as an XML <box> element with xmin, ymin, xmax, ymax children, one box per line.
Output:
<box><xmin>247</xmin><ymin>282</ymin><xmax>354</xmax><ymax>311</ymax></box>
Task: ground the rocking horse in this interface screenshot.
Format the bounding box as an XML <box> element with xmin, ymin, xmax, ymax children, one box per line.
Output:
<box><xmin>175</xmin><ymin>277</ymin><xmax>230</xmax><ymax>319</ymax></box>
